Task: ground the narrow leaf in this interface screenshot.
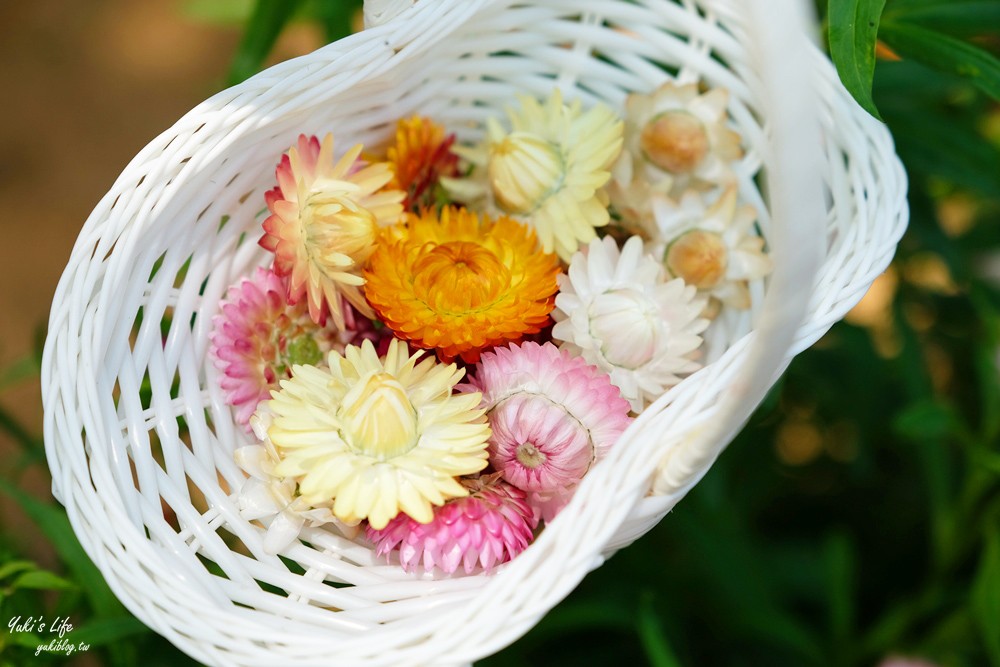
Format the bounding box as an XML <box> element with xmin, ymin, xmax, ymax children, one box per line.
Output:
<box><xmin>227</xmin><ymin>0</ymin><xmax>306</xmax><ymax>85</ymax></box>
<box><xmin>971</xmin><ymin>529</ymin><xmax>1000</xmax><ymax>663</ymax></box>
<box><xmin>879</xmin><ymin>21</ymin><xmax>1000</xmax><ymax>100</ymax></box>
<box><xmin>828</xmin><ymin>0</ymin><xmax>888</xmax><ymax>119</ymax></box>
<box><xmin>66</xmin><ymin>616</ymin><xmax>151</xmax><ymax>648</ymax></box>
<box><xmin>0</xmin><ymin>480</ymin><xmax>124</xmax><ymax>619</ymax></box>
<box><xmin>636</xmin><ymin>591</ymin><xmax>683</xmax><ymax>667</ymax></box>
<box><xmin>884</xmin><ymin>1</ymin><xmax>1000</xmax><ymax>37</ymax></box>
<box><xmin>10</xmin><ymin>570</ymin><xmax>77</xmax><ymax>592</ymax></box>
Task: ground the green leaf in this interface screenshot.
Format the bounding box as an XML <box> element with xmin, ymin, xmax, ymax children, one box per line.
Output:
<box><xmin>182</xmin><ymin>0</ymin><xmax>255</xmax><ymax>24</ymax></box>
<box><xmin>227</xmin><ymin>0</ymin><xmax>306</xmax><ymax>85</ymax></box>
<box><xmin>0</xmin><ymin>480</ymin><xmax>123</xmax><ymax>619</ymax></box>
<box><xmin>0</xmin><ymin>354</ymin><xmax>41</xmax><ymax>391</ymax></box>
<box><xmin>892</xmin><ymin>399</ymin><xmax>958</xmax><ymax>441</ymax></box>
<box><xmin>2</xmin><ymin>630</ymin><xmax>43</xmax><ymax>649</ymax></box>
<box><xmin>828</xmin><ymin>0</ymin><xmax>887</xmax><ymax>119</ymax></box>
<box><xmin>10</xmin><ymin>569</ymin><xmax>77</xmax><ymax>592</ymax></box>
<box><xmin>823</xmin><ymin>532</ymin><xmax>856</xmax><ymax>651</ymax></box>
<box><xmin>0</xmin><ymin>560</ymin><xmax>36</xmax><ymax>581</ymax></box>
<box><xmin>302</xmin><ymin>0</ymin><xmax>363</xmax><ymax>42</ymax></box>
<box><xmin>67</xmin><ymin>617</ymin><xmax>150</xmax><ymax>648</ymax></box>
<box><xmin>971</xmin><ymin>529</ymin><xmax>1000</xmax><ymax>663</ymax></box>
<box><xmin>636</xmin><ymin>591</ymin><xmax>683</xmax><ymax>667</ymax></box>
<box><xmin>884</xmin><ymin>1</ymin><xmax>1000</xmax><ymax>37</ymax></box>
<box><xmin>879</xmin><ymin>21</ymin><xmax>1000</xmax><ymax>101</ymax></box>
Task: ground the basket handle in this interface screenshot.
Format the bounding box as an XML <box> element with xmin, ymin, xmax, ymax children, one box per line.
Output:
<box><xmin>363</xmin><ymin>0</ymin><xmax>417</xmax><ymax>28</ymax></box>
<box><xmin>652</xmin><ymin>0</ymin><xmax>826</xmax><ymax>497</ymax></box>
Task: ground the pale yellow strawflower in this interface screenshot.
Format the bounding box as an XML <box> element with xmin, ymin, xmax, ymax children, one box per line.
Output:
<box><xmin>265</xmin><ymin>339</ymin><xmax>490</xmax><ymax>529</ymax></box>
<box><xmin>445</xmin><ymin>90</ymin><xmax>623</xmax><ymax>260</ymax></box>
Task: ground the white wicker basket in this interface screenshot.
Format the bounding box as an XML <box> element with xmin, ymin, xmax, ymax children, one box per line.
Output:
<box><xmin>42</xmin><ymin>1</ymin><xmax>907</xmax><ymax>665</ymax></box>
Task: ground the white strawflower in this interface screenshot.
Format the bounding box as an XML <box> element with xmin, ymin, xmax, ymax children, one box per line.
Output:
<box><xmin>609</xmin><ymin>81</ymin><xmax>743</xmax><ymax>228</ymax></box>
<box><xmin>647</xmin><ymin>186</ymin><xmax>773</xmax><ymax>310</ymax></box>
<box><xmin>552</xmin><ymin>236</ymin><xmax>708</xmax><ymax>411</ymax></box>
<box><xmin>233</xmin><ymin>408</ymin><xmax>360</xmax><ymax>554</ymax></box>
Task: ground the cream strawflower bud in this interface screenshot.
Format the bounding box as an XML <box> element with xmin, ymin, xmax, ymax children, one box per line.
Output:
<box><xmin>665</xmin><ymin>229</ymin><xmax>728</xmax><ymax>289</ymax></box>
<box><xmin>443</xmin><ymin>89</ymin><xmax>623</xmax><ymax>260</ymax></box>
<box><xmin>587</xmin><ymin>289</ymin><xmax>660</xmax><ymax>369</ymax></box>
<box><xmin>609</xmin><ymin>81</ymin><xmax>743</xmax><ymax>229</ymax></box>
<box><xmin>646</xmin><ymin>186</ymin><xmax>773</xmax><ymax>311</ymax></box>
<box><xmin>487</xmin><ymin>122</ymin><xmax>564</xmax><ymax>214</ymax></box>
<box><xmin>640</xmin><ymin>111</ymin><xmax>709</xmax><ymax>175</ymax></box>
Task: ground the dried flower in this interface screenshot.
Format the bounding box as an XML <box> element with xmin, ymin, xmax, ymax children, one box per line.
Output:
<box><xmin>263</xmin><ymin>339</ymin><xmax>489</xmax><ymax>529</ymax></box>
<box><xmin>259</xmin><ymin>133</ymin><xmax>404</xmax><ymax>328</ymax></box>
<box><xmin>209</xmin><ymin>267</ymin><xmax>344</xmax><ymax>429</ymax></box>
<box><xmin>462</xmin><ymin>341</ymin><xmax>632</xmax><ymax>522</ymax></box>
<box><xmin>647</xmin><ymin>186</ymin><xmax>772</xmax><ymax>310</ymax></box>
<box><xmin>445</xmin><ymin>90</ymin><xmax>623</xmax><ymax>260</ymax></box>
<box><xmin>552</xmin><ymin>236</ymin><xmax>707</xmax><ymax>411</ymax></box>
<box><xmin>386</xmin><ymin>116</ymin><xmax>460</xmax><ymax>209</ymax></box>
<box><xmin>609</xmin><ymin>82</ymin><xmax>743</xmax><ymax>227</ymax></box>
<box><xmin>364</xmin><ymin>206</ymin><xmax>560</xmax><ymax>363</ymax></box>
<box><xmin>367</xmin><ymin>474</ymin><xmax>537</xmax><ymax>574</ymax></box>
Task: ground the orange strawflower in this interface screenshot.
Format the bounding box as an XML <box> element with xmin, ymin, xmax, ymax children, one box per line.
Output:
<box><xmin>386</xmin><ymin>116</ymin><xmax>460</xmax><ymax>210</ymax></box>
<box><xmin>364</xmin><ymin>206</ymin><xmax>560</xmax><ymax>363</ymax></box>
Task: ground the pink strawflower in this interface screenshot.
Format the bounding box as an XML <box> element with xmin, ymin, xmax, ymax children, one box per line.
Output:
<box><xmin>367</xmin><ymin>474</ymin><xmax>537</xmax><ymax>574</ymax></box>
<box><xmin>209</xmin><ymin>267</ymin><xmax>348</xmax><ymax>429</ymax></box>
<box><xmin>462</xmin><ymin>341</ymin><xmax>632</xmax><ymax>522</ymax></box>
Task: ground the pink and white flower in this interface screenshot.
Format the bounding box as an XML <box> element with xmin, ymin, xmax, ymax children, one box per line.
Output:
<box><xmin>209</xmin><ymin>267</ymin><xmax>346</xmax><ymax>429</ymax></box>
<box><xmin>367</xmin><ymin>474</ymin><xmax>537</xmax><ymax>575</ymax></box>
<box><xmin>462</xmin><ymin>341</ymin><xmax>632</xmax><ymax>522</ymax></box>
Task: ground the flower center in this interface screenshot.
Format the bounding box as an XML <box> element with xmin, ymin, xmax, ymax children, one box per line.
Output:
<box><xmin>301</xmin><ymin>185</ymin><xmax>378</xmax><ymax>271</ymax></box>
<box><xmin>640</xmin><ymin>111</ymin><xmax>709</xmax><ymax>174</ymax></box>
<box><xmin>339</xmin><ymin>371</ymin><xmax>418</xmax><ymax>460</ymax></box>
<box><xmin>588</xmin><ymin>288</ymin><xmax>660</xmax><ymax>369</ymax></box>
<box><xmin>515</xmin><ymin>442</ymin><xmax>547</xmax><ymax>469</ymax></box>
<box><xmin>665</xmin><ymin>229</ymin><xmax>728</xmax><ymax>289</ymax></box>
<box><xmin>488</xmin><ymin>132</ymin><xmax>565</xmax><ymax>214</ymax></box>
<box><xmin>411</xmin><ymin>241</ymin><xmax>510</xmax><ymax>311</ymax></box>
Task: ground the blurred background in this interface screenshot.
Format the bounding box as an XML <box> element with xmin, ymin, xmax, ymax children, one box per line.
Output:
<box><xmin>0</xmin><ymin>1</ymin><xmax>997</xmax><ymax>665</ymax></box>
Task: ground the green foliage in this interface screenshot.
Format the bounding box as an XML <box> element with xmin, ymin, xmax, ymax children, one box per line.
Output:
<box><xmin>829</xmin><ymin>0</ymin><xmax>887</xmax><ymax>119</ymax></box>
<box><xmin>830</xmin><ymin>0</ymin><xmax>1000</xmax><ymax>118</ymax></box>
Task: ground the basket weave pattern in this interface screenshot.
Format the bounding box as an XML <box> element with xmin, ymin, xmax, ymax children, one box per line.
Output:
<box><xmin>42</xmin><ymin>1</ymin><xmax>907</xmax><ymax>664</ymax></box>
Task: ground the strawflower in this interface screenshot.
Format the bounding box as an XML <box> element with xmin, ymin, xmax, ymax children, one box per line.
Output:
<box><xmin>609</xmin><ymin>82</ymin><xmax>743</xmax><ymax>227</ymax></box>
<box><xmin>234</xmin><ymin>408</ymin><xmax>360</xmax><ymax>553</ymax></box>
<box><xmin>552</xmin><ymin>236</ymin><xmax>707</xmax><ymax>411</ymax></box>
<box><xmin>445</xmin><ymin>90</ymin><xmax>623</xmax><ymax>260</ymax></box>
<box><xmin>462</xmin><ymin>341</ymin><xmax>632</xmax><ymax>522</ymax></box>
<box><xmin>647</xmin><ymin>186</ymin><xmax>772</xmax><ymax>310</ymax></box>
<box><xmin>367</xmin><ymin>473</ymin><xmax>537</xmax><ymax>574</ymax></box>
<box><xmin>259</xmin><ymin>133</ymin><xmax>404</xmax><ymax>328</ymax></box>
<box><xmin>209</xmin><ymin>267</ymin><xmax>344</xmax><ymax>429</ymax></box>
<box><xmin>364</xmin><ymin>206</ymin><xmax>560</xmax><ymax>363</ymax></box>
<box><xmin>263</xmin><ymin>339</ymin><xmax>490</xmax><ymax>529</ymax></box>
<box><xmin>386</xmin><ymin>116</ymin><xmax>460</xmax><ymax>210</ymax></box>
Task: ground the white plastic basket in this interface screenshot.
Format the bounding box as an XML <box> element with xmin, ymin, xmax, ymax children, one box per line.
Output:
<box><xmin>42</xmin><ymin>1</ymin><xmax>907</xmax><ymax>665</ymax></box>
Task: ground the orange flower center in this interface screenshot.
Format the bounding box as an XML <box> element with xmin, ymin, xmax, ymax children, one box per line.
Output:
<box><xmin>665</xmin><ymin>229</ymin><xmax>728</xmax><ymax>289</ymax></box>
<box><xmin>412</xmin><ymin>241</ymin><xmax>511</xmax><ymax>312</ymax></box>
<box><xmin>640</xmin><ymin>111</ymin><xmax>709</xmax><ymax>174</ymax></box>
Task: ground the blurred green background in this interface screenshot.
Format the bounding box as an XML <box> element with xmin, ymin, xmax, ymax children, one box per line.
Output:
<box><xmin>0</xmin><ymin>0</ymin><xmax>997</xmax><ymax>665</ymax></box>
